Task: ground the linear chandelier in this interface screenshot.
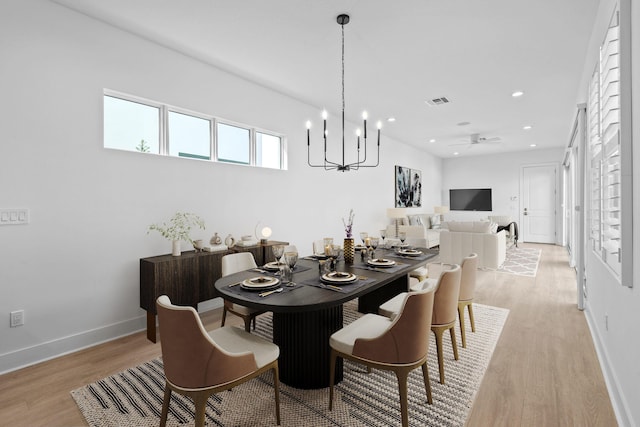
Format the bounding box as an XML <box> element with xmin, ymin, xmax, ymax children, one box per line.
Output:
<box><xmin>306</xmin><ymin>14</ymin><xmax>381</xmax><ymax>172</ymax></box>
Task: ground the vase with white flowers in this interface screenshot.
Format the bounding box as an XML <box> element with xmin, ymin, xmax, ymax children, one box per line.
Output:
<box><xmin>342</xmin><ymin>209</ymin><xmax>355</xmax><ymax>264</ymax></box>
<box><xmin>147</xmin><ymin>212</ymin><xmax>205</xmax><ymax>256</ymax></box>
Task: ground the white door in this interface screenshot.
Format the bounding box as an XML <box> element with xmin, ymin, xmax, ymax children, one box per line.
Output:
<box><xmin>521</xmin><ymin>164</ymin><xmax>557</xmax><ymax>243</ymax></box>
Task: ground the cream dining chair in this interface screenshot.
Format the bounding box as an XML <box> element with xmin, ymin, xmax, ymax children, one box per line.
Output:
<box><xmin>379</xmin><ymin>265</ymin><xmax>462</xmax><ymax>384</ymax></box>
<box><xmin>458</xmin><ymin>253</ymin><xmax>478</xmax><ymax>348</ymax></box>
<box><xmin>156</xmin><ymin>295</ymin><xmax>281</xmax><ymax>426</ymax></box>
<box><xmin>328</xmin><ymin>288</ymin><xmax>436</xmax><ymax>427</ymax></box>
<box><xmin>221</xmin><ymin>252</ymin><xmax>265</xmax><ymax>332</ymax></box>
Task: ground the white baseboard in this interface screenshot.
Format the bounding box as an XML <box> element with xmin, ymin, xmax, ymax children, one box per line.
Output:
<box><xmin>0</xmin><ymin>299</ymin><xmax>226</xmax><ymax>375</ymax></box>
<box><xmin>584</xmin><ymin>306</ymin><xmax>633</xmax><ymax>427</ymax></box>
<box><xmin>0</xmin><ymin>315</ymin><xmax>147</xmax><ymax>375</ymax></box>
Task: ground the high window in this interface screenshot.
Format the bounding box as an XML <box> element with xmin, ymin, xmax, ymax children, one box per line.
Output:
<box><xmin>103</xmin><ymin>90</ymin><xmax>286</xmax><ymax>170</ymax></box>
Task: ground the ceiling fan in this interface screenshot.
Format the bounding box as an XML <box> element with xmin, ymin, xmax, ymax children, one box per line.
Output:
<box><xmin>449</xmin><ymin>133</ymin><xmax>502</xmax><ymax>148</ymax></box>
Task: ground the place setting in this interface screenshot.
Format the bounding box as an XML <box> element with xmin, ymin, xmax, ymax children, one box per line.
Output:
<box><xmin>226</xmin><ymin>275</ymin><xmax>302</xmax><ymax>300</ymax></box>
<box><xmin>300</xmin><ymin>266</ymin><xmax>374</xmax><ymax>293</ymax></box>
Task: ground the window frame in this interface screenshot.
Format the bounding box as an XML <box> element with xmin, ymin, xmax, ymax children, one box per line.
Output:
<box><xmin>103</xmin><ymin>89</ymin><xmax>286</xmax><ymax>170</ymax></box>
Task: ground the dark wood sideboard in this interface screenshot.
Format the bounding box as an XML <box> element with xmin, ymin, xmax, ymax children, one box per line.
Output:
<box><xmin>140</xmin><ymin>240</ymin><xmax>288</xmax><ymax>342</ymax></box>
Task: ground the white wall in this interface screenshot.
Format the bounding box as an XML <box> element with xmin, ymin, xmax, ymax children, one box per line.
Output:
<box><xmin>441</xmin><ymin>148</ymin><xmax>563</xmax><ymax>226</ymax></box>
<box><xmin>0</xmin><ymin>0</ymin><xmax>442</xmax><ymax>373</ymax></box>
<box><xmin>577</xmin><ymin>1</ymin><xmax>640</xmax><ymax>426</ymax></box>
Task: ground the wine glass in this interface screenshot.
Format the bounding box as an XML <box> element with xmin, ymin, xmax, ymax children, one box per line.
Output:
<box><xmin>272</xmin><ymin>245</ymin><xmax>285</xmax><ymax>266</ymax></box>
<box><xmin>379</xmin><ymin>229</ymin><xmax>386</xmax><ymax>248</ymax></box>
<box><xmin>370</xmin><ymin>237</ymin><xmax>379</xmax><ymax>259</ymax></box>
<box><xmin>359</xmin><ymin>232</ymin><xmax>368</xmax><ymax>247</ymax></box>
<box><xmin>399</xmin><ymin>232</ymin><xmax>407</xmax><ymax>247</ymax></box>
<box><xmin>284</xmin><ymin>251</ymin><xmax>298</xmax><ymax>286</ymax></box>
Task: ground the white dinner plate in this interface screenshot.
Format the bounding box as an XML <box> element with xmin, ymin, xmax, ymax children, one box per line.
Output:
<box><xmin>398</xmin><ymin>249</ymin><xmax>422</xmax><ymax>256</ymax></box>
<box><xmin>367</xmin><ymin>258</ymin><xmax>396</xmax><ymax>267</ymax></box>
<box><xmin>241</xmin><ymin>276</ymin><xmax>280</xmax><ymax>290</ymax></box>
<box><xmin>263</xmin><ymin>261</ymin><xmax>286</xmax><ymax>271</ymax></box>
<box><xmin>321</xmin><ymin>271</ymin><xmax>358</xmax><ymax>284</ymax></box>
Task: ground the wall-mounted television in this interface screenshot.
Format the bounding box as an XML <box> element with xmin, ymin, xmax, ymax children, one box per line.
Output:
<box><xmin>449</xmin><ymin>188</ymin><xmax>492</xmax><ymax>211</ymax></box>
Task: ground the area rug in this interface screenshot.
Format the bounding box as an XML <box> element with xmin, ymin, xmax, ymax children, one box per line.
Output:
<box><xmin>72</xmin><ymin>301</ymin><xmax>508</xmax><ymax>426</ymax></box>
<box><xmin>497</xmin><ymin>246</ymin><xmax>541</xmax><ymax>277</ymax></box>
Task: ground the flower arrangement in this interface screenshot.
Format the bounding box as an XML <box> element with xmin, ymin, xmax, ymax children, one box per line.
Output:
<box><xmin>147</xmin><ymin>212</ymin><xmax>205</xmax><ymax>244</ymax></box>
<box><xmin>342</xmin><ymin>209</ymin><xmax>355</xmax><ymax>238</ymax></box>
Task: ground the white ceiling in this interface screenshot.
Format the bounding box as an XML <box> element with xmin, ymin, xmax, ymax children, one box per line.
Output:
<box><xmin>52</xmin><ymin>0</ymin><xmax>599</xmax><ymax>158</ymax></box>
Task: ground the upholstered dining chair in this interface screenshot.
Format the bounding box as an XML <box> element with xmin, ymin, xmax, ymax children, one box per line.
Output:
<box><xmin>328</xmin><ymin>288</ymin><xmax>436</xmax><ymax>427</ymax></box>
<box><xmin>378</xmin><ymin>265</ymin><xmax>461</xmax><ymax>384</ymax></box>
<box><xmin>458</xmin><ymin>253</ymin><xmax>478</xmax><ymax>348</ymax></box>
<box><xmin>221</xmin><ymin>252</ymin><xmax>266</xmax><ymax>332</ymax></box>
<box><xmin>156</xmin><ymin>295</ymin><xmax>281</xmax><ymax>427</ymax></box>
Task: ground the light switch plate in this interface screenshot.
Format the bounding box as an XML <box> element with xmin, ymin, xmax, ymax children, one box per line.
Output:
<box><xmin>0</xmin><ymin>209</ymin><xmax>29</xmax><ymax>225</ymax></box>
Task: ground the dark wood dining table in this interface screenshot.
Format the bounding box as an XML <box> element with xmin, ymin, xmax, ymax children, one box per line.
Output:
<box><xmin>214</xmin><ymin>248</ymin><xmax>434</xmax><ymax>389</ymax></box>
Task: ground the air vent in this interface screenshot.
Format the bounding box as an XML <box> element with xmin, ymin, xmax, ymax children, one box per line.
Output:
<box><xmin>425</xmin><ymin>97</ymin><xmax>451</xmax><ymax>107</ymax></box>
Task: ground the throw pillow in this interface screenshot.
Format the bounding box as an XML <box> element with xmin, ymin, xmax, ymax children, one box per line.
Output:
<box><xmin>408</xmin><ymin>215</ymin><xmax>422</xmax><ymax>225</ymax></box>
<box><xmin>430</xmin><ymin>215</ymin><xmax>441</xmax><ymax>229</ymax></box>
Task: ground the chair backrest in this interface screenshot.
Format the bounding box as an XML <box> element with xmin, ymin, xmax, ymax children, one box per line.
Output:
<box><xmin>156</xmin><ymin>295</ymin><xmax>256</xmax><ymax>388</ymax></box>
<box><xmin>432</xmin><ymin>264</ymin><xmax>462</xmax><ymax>326</ymax></box>
<box><xmin>352</xmin><ymin>289</ymin><xmax>435</xmax><ymax>364</ymax></box>
<box><xmin>222</xmin><ymin>252</ymin><xmax>258</xmax><ymax>276</ymax></box>
<box><xmin>459</xmin><ymin>253</ymin><xmax>478</xmax><ymax>301</ymax></box>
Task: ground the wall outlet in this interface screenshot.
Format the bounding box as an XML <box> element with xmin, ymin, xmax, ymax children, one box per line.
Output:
<box><xmin>10</xmin><ymin>310</ymin><xmax>24</xmax><ymax>327</ymax></box>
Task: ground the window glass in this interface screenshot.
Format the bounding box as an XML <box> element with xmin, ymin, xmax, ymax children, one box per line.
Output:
<box><xmin>256</xmin><ymin>132</ymin><xmax>282</xmax><ymax>169</ymax></box>
<box><xmin>168</xmin><ymin>111</ymin><xmax>211</xmax><ymax>160</ymax></box>
<box><xmin>217</xmin><ymin>122</ymin><xmax>250</xmax><ymax>165</ymax></box>
<box><xmin>104</xmin><ymin>95</ymin><xmax>159</xmax><ymax>153</ymax></box>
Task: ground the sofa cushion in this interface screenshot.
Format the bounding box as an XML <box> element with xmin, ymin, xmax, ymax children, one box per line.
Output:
<box><xmin>430</xmin><ymin>215</ymin><xmax>441</xmax><ymax>229</ymax></box>
<box><xmin>446</xmin><ymin>221</ymin><xmax>492</xmax><ymax>233</ymax></box>
<box><xmin>407</xmin><ymin>214</ymin><xmax>424</xmax><ymax>226</ymax></box>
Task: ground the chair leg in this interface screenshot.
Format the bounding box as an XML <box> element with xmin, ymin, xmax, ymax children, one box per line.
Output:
<box><xmin>221</xmin><ymin>306</ymin><xmax>228</xmax><ymax>327</ymax></box>
<box><xmin>193</xmin><ymin>393</ymin><xmax>208</xmax><ymax>427</ymax></box>
<box><xmin>243</xmin><ymin>315</ymin><xmax>252</xmax><ymax>333</ymax></box>
<box><xmin>421</xmin><ymin>362</ymin><xmax>432</xmax><ymax>404</ymax></box>
<box><xmin>252</xmin><ymin>315</ymin><xmax>257</xmax><ymax>331</ymax></box>
<box><xmin>450</xmin><ymin>326</ymin><xmax>459</xmax><ymax>360</ymax></box>
<box><xmin>433</xmin><ymin>328</ymin><xmax>445</xmax><ymax>384</ymax></box>
<box><xmin>272</xmin><ymin>364</ymin><xmax>281</xmax><ymax>425</ymax></box>
<box><xmin>458</xmin><ymin>303</ymin><xmax>467</xmax><ymax>348</ymax></box>
<box><xmin>395</xmin><ymin>370</ymin><xmax>410</xmax><ymax>427</ymax></box>
<box><xmin>468</xmin><ymin>303</ymin><xmax>476</xmax><ymax>332</ymax></box>
<box><xmin>328</xmin><ymin>349</ymin><xmax>337</xmax><ymax>411</ymax></box>
<box><xmin>160</xmin><ymin>386</ymin><xmax>171</xmax><ymax>427</ymax></box>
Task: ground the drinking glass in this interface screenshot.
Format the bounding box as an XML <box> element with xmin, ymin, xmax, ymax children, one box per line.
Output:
<box><xmin>272</xmin><ymin>245</ymin><xmax>285</xmax><ymax>264</ymax></box>
<box><xmin>283</xmin><ymin>251</ymin><xmax>298</xmax><ymax>286</ymax></box>
<box><xmin>379</xmin><ymin>229</ymin><xmax>386</xmax><ymax>248</ymax></box>
<box><xmin>399</xmin><ymin>232</ymin><xmax>407</xmax><ymax>246</ymax></box>
<box><xmin>370</xmin><ymin>237</ymin><xmax>379</xmax><ymax>258</ymax></box>
<box><xmin>359</xmin><ymin>232</ymin><xmax>368</xmax><ymax>247</ymax></box>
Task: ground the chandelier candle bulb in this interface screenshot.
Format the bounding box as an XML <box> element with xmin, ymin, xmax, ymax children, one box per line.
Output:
<box><xmin>363</xmin><ymin>111</ymin><xmax>368</xmax><ymax>139</ymax></box>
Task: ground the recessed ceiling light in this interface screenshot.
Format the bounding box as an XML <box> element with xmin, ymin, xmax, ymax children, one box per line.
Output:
<box><xmin>457</xmin><ymin>121</ymin><xmax>471</xmax><ymax>126</ymax></box>
<box><xmin>530</xmin><ymin>144</ymin><xmax>537</xmax><ymax>147</ymax></box>
<box><xmin>512</xmin><ymin>91</ymin><xmax>524</xmax><ymax>97</ymax></box>
<box><xmin>387</xmin><ymin>117</ymin><xmax>396</xmax><ymax>122</ymax></box>
<box><xmin>523</xmin><ymin>125</ymin><xmax>532</xmax><ymax>130</ymax></box>
<box><xmin>453</xmin><ymin>152</ymin><xmax>459</xmax><ymax>156</ymax></box>
<box><xmin>429</xmin><ymin>139</ymin><xmax>436</xmax><ymax>143</ymax></box>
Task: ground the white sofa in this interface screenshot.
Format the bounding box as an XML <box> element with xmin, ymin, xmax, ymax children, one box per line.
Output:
<box><xmin>439</xmin><ymin>221</ymin><xmax>506</xmax><ymax>269</ymax></box>
<box><xmin>385</xmin><ymin>212</ymin><xmax>442</xmax><ymax>249</ymax></box>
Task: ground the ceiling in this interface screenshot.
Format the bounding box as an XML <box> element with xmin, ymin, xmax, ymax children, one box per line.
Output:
<box><xmin>52</xmin><ymin>0</ymin><xmax>600</xmax><ymax>158</ymax></box>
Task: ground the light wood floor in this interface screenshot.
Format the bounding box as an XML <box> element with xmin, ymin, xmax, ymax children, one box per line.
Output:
<box><xmin>0</xmin><ymin>244</ymin><xmax>617</xmax><ymax>426</ymax></box>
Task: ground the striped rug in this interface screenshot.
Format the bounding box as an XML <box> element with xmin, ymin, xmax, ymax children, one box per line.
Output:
<box><xmin>72</xmin><ymin>301</ymin><xmax>508</xmax><ymax>426</ymax></box>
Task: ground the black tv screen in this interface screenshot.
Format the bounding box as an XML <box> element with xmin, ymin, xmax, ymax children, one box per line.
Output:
<box><xmin>449</xmin><ymin>188</ymin><xmax>492</xmax><ymax>211</ymax></box>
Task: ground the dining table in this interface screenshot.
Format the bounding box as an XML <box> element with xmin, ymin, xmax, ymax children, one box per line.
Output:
<box><xmin>213</xmin><ymin>247</ymin><xmax>436</xmax><ymax>389</ymax></box>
